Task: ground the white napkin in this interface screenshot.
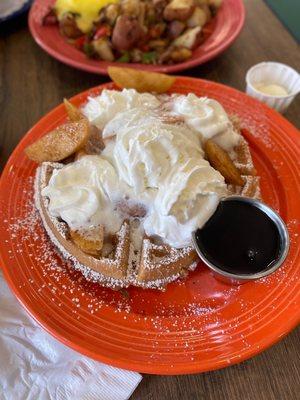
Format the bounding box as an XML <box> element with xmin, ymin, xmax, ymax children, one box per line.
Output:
<box><xmin>0</xmin><ymin>272</ymin><xmax>142</xmax><ymax>400</ymax></box>
<box><xmin>0</xmin><ymin>0</ymin><xmax>28</xmax><ymax>18</ymax></box>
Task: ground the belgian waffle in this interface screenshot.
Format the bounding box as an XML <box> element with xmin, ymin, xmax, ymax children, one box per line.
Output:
<box><xmin>34</xmin><ymin>129</ymin><xmax>260</xmax><ymax>290</ymax></box>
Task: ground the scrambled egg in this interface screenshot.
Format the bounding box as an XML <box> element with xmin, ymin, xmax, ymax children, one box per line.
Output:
<box><xmin>55</xmin><ymin>0</ymin><xmax>119</xmax><ymax>33</ymax></box>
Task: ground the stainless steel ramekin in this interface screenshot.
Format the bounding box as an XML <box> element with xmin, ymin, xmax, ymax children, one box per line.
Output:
<box><xmin>192</xmin><ymin>196</ymin><xmax>290</xmax><ymax>285</ymax></box>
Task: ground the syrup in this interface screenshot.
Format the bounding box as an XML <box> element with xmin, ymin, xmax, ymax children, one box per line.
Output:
<box><xmin>194</xmin><ymin>199</ymin><xmax>282</xmax><ymax>275</ymax></box>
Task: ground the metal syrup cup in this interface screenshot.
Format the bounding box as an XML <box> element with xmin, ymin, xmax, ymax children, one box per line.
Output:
<box><xmin>192</xmin><ymin>196</ymin><xmax>290</xmax><ymax>285</ymax></box>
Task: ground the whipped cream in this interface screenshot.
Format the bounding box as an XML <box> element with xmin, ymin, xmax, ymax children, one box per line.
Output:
<box><xmin>144</xmin><ymin>158</ymin><xmax>226</xmax><ymax>247</ymax></box>
<box><xmin>102</xmin><ymin>108</ymin><xmax>203</xmax><ymax>192</ymax></box>
<box><xmin>43</xmin><ymin>90</ymin><xmax>238</xmax><ymax>248</ymax></box>
<box><xmin>82</xmin><ymin>89</ymin><xmax>160</xmax><ymax>132</ymax></box>
<box><xmin>42</xmin><ymin>156</ymin><xmax>122</xmax><ymax>233</ymax></box>
<box><xmin>171</xmin><ymin>94</ymin><xmax>240</xmax><ymax>152</ymax></box>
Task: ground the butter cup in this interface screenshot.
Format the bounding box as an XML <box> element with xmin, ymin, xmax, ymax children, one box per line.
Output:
<box><xmin>246</xmin><ymin>62</ymin><xmax>300</xmax><ymax>113</ymax></box>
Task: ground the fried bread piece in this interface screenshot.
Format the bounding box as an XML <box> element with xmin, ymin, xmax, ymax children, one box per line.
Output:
<box><xmin>108</xmin><ymin>67</ymin><xmax>176</xmax><ymax>93</ymax></box>
<box><xmin>25</xmin><ymin>119</ymin><xmax>90</xmax><ymax>163</ymax></box>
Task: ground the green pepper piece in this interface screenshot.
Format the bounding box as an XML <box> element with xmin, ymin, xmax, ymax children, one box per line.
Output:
<box><xmin>141</xmin><ymin>51</ymin><xmax>157</xmax><ymax>64</ymax></box>
<box><xmin>83</xmin><ymin>42</ymin><xmax>94</xmax><ymax>58</ymax></box>
<box><xmin>117</xmin><ymin>52</ymin><xmax>130</xmax><ymax>63</ymax></box>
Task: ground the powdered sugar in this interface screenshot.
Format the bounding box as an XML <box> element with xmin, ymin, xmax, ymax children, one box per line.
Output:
<box><xmin>2</xmin><ymin>83</ymin><xmax>300</xmax><ymax>368</ymax></box>
<box><xmin>5</xmin><ymin>179</ymin><xmax>298</xmax><ymax>365</ymax></box>
<box><xmin>35</xmin><ymin>162</ymin><xmax>200</xmax><ymax>290</ymax></box>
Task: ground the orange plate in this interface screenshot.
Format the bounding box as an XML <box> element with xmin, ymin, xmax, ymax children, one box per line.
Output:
<box><xmin>0</xmin><ymin>78</ymin><xmax>299</xmax><ymax>375</ymax></box>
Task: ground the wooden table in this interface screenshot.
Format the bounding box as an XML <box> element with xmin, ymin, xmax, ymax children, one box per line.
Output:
<box><xmin>0</xmin><ymin>0</ymin><xmax>299</xmax><ymax>399</ymax></box>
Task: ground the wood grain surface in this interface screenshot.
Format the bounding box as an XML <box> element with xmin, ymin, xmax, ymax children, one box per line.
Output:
<box><xmin>0</xmin><ymin>0</ymin><xmax>299</xmax><ymax>399</ymax></box>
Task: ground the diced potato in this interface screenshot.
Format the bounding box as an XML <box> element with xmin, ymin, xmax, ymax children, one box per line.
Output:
<box><xmin>148</xmin><ymin>39</ymin><xmax>169</xmax><ymax>50</ymax></box>
<box><xmin>121</xmin><ymin>0</ymin><xmax>141</xmax><ymax>17</ymax></box>
<box><xmin>158</xmin><ymin>48</ymin><xmax>173</xmax><ymax>64</ymax></box>
<box><xmin>201</xmin><ymin>3</ymin><xmax>212</xmax><ymax>21</ymax></box>
<box><xmin>59</xmin><ymin>14</ymin><xmax>82</xmax><ymax>38</ymax></box>
<box><xmin>130</xmin><ymin>48</ymin><xmax>143</xmax><ymax>62</ymax></box>
<box><xmin>105</xmin><ymin>3</ymin><xmax>120</xmax><ymax>25</ymax></box>
<box><xmin>153</xmin><ymin>0</ymin><xmax>167</xmax><ymax>7</ymax></box>
<box><xmin>195</xmin><ymin>0</ymin><xmax>209</xmax><ymax>6</ymax></box>
<box><xmin>208</xmin><ymin>0</ymin><xmax>222</xmax><ymax>9</ymax></box>
<box><xmin>163</xmin><ymin>0</ymin><xmax>195</xmax><ymax>22</ymax></box>
<box><xmin>138</xmin><ymin>1</ymin><xmax>146</xmax><ymax>26</ymax></box>
<box><xmin>173</xmin><ymin>26</ymin><xmax>201</xmax><ymax>49</ymax></box>
<box><xmin>108</xmin><ymin>67</ymin><xmax>175</xmax><ymax>93</ymax></box>
<box><xmin>187</xmin><ymin>7</ymin><xmax>208</xmax><ymax>28</ymax></box>
<box><xmin>92</xmin><ymin>38</ymin><xmax>115</xmax><ymax>61</ymax></box>
<box><xmin>170</xmin><ymin>48</ymin><xmax>192</xmax><ymax>62</ymax></box>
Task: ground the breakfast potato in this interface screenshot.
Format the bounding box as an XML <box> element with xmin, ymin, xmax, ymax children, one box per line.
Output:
<box><xmin>187</xmin><ymin>7</ymin><xmax>208</xmax><ymax>28</ymax></box>
<box><xmin>170</xmin><ymin>48</ymin><xmax>192</xmax><ymax>62</ymax></box>
<box><xmin>59</xmin><ymin>14</ymin><xmax>83</xmax><ymax>38</ymax></box>
<box><xmin>163</xmin><ymin>0</ymin><xmax>195</xmax><ymax>22</ymax></box>
<box><xmin>195</xmin><ymin>0</ymin><xmax>209</xmax><ymax>5</ymax></box>
<box><xmin>204</xmin><ymin>139</ymin><xmax>244</xmax><ymax>186</ymax></box>
<box><xmin>64</xmin><ymin>99</ymin><xmax>84</xmax><ymax>121</ymax></box>
<box><xmin>153</xmin><ymin>0</ymin><xmax>168</xmax><ymax>8</ymax></box>
<box><xmin>201</xmin><ymin>3</ymin><xmax>212</xmax><ymax>20</ymax></box>
<box><xmin>209</xmin><ymin>0</ymin><xmax>223</xmax><ymax>12</ymax></box>
<box><xmin>93</xmin><ymin>38</ymin><xmax>115</xmax><ymax>61</ymax></box>
<box><xmin>173</xmin><ymin>26</ymin><xmax>202</xmax><ymax>49</ymax></box>
<box><xmin>25</xmin><ymin>119</ymin><xmax>90</xmax><ymax>163</ymax></box>
<box><xmin>70</xmin><ymin>226</ymin><xmax>104</xmax><ymax>256</ymax></box>
<box><xmin>121</xmin><ymin>0</ymin><xmax>141</xmax><ymax>17</ymax></box>
<box><xmin>107</xmin><ymin>67</ymin><xmax>176</xmax><ymax>93</ymax></box>
<box><xmin>105</xmin><ymin>3</ymin><xmax>120</xmax><ymax>25</ymax></box>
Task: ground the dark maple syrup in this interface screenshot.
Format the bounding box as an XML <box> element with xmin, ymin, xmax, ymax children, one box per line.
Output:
<box><xmin>194</xmin><ymin>199</ymin><xmax>282</xmax><ymax>275</ymax></box>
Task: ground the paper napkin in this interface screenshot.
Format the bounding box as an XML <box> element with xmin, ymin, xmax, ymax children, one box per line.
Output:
<box><xmin>0</xmin><ymin>272</ymin><xmax>142</xmax><ymax>400</ymax></box>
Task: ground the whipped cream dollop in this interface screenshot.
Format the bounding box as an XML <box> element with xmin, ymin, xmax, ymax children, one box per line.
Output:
<box><xmin>102</xmin><ymin>108</ymin><xmax>203</xmax><ymax>192</ymax></box>
<box><xmin>171</xmin><ymin>94</ymin><xmax>240</xmax><ymax>152</ymax></box>
<box><xmin>42</xmin><ymin>156</ymin><xmax>122</xmax><ymax>233</ymax></box>
<box><xmin>82</xmin><ymin>89</ymin><xmax>160</xmax><ymax>131</ymax></box>
<box><xmin>43</xmin><ymin>89</ymin><xmax>239</xmax><ymax>248</ymax></box>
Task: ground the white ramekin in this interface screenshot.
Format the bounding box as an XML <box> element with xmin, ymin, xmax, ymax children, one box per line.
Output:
<box><xmin>246</xmin><ymin>62</ymin><xmax>300</xmax><ymax>113</ymax></box>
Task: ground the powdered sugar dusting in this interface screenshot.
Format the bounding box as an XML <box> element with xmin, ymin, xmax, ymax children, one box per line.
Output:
<box><xmin>4</xmin><ymin>172</ymin><xmax>299</xmax><ymax>364</ymax></box>
<box><xmin>2</xmin><ymin>86</ymin><xmax>299</xmax><ymax>364</ymax></box>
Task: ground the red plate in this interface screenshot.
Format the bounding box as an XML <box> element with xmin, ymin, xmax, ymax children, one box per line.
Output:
<box><xmin>28</xmin><ymin>0</ymin><xmax>245</xmax><ymax>75</ymax></box>
<box><xmin>0</xmin><ymin>78</ymin><xmax>299</xmax><ymax>375</ymax></box>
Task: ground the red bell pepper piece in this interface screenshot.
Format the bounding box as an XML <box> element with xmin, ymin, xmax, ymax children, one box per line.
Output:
<box><xmin>74</xmin><ymin>36</ymin><xmax>87</xmax><ymax>50</ymax></box>
<box><xmin>94</xmin><ymin>26</ymin><xmax>109</xmax><ymax>40</ymax></box>
<box><xmin>139</xmin><ymin>44</ymin><xmax>150</xmax><ymax>52</ymax></box>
